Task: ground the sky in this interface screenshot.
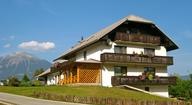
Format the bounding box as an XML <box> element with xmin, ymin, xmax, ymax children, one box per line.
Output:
<box><xmin>0</xmin><ymin>0</ymin><xmax>192</xmax><ymax>75</ymax></box>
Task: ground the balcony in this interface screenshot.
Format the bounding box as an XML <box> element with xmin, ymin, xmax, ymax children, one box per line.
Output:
<box><xmin>100</xmin><ymin>53</ymin><xmax>173</xmax><ymax>65</ymax></box>
<box><xmin>114</xmin><ymin>32</ymin><xmax>160</xmax><ymax>45</ymax></box>
<box><xmin>111</xmin><ymin>76</ymin><xmax>177</xmax><ymax>86</ymax></box>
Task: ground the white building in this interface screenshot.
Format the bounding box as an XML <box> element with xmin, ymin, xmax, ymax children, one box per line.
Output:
<box><xmin>0</xmin><ymin>82</ymin><xmax>4</xmax><ymax>86</ymax></box>
<box><xmin>39</xmin><ymin>15</ymin><xmax>178</xmax><ymax>97</ymax></box>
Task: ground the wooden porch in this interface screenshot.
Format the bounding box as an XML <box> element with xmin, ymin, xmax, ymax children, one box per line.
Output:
<box><xmin>52</xmin><ymin>61</ymin><xmax>101</xmax><ymax>85</ymax></box>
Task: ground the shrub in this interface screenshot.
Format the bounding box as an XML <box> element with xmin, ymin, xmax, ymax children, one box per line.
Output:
<box><xmin>32</xmin><ymin>80</ymin><xmax>42</xmax><ymax>86</ymax></box>
<box><xmin>20</xmin><ymin>81</ymin><xmax>32</xmax><ymax>87</ymax></box>
<box><xmin>8</xmin><ymin>76</ymin><xmax>20</xmax><ymax>87</ymax></box>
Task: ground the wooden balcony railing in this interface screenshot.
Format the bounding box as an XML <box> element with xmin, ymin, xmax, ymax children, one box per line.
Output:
<box><xmin>111</xmin><ymin>76</ymin><xmax>177</xmax><ymax>86</ymax></box>
<box><xmin>101</xmin><ymin>53</ymin><xmax>173</xmax><ymax>65</ymax></box>
<box><xmin>115</xmin><ymin>32</ymin><xmax>160</xmax><ymax>45</ymax></box>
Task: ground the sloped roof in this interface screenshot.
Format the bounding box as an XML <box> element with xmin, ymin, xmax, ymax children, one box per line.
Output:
<box><xmin>55</xmin><ymin>15</ymin><xmax>178</xmax><ymax>60</ymax></box>
<box><xmin>37</xmin><ymin>68</ymin><xmax>50</xmax><ymax>77</ymax></box>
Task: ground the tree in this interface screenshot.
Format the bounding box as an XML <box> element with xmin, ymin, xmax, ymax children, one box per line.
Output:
<box><xmin>8</xmin><ymin>76</ymin><xmax>20</xmax><ymax>86</ymax></box>
<box><xmin>20</xmin><ymin>74</ymin><xmax>31</xmax><ymax>87</ymax></box>
<box><xmin>169</xmin><ymin>75</ymin><xmax>192</xmax><ymax>101</ymax></box>
<box><xmin>22</xmin><ymin>74</ymin><xmax>30</xmax><ymax>82</ymax></box>
<box><xmin>33</xmin><ymin>68</ymin><xmax>44</xmax><ymax>78</ymax></box>
<box><xmin>190</xmin><ymin>73</ymin><xmax>192</xmax><ymax>81</ymax></box>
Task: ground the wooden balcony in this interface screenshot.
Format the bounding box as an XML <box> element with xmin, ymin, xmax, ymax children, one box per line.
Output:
<box><xmin>115</xmin><ymin>32</ymin><xmax>160</xmax><ymax>45</ymax></box>
<box><xmin>101</xmin><ymin>53</ymin><xmax>173</xmax><ymax>65</ymax></box>
<box><xmin>111</xmin><ymin>76</ymin><xmax>177</xmax><ymax>86</ymax></box>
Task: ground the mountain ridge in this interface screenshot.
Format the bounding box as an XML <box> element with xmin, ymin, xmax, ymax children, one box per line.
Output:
<box><xmin>0</xmin><ymin>51</ymin><xmax>51</xmax><ymax>80</ymax></box>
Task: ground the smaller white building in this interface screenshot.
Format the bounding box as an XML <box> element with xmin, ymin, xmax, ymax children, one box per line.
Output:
<box><xmin>0</xmin><ymin>82</ymin><xmax>4</xmax><ymax>86</ymax></box>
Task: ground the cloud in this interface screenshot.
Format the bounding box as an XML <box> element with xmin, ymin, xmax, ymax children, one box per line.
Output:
<box><xmin>18</xmin><ymin>41</ymin><xmax>55</xmax><ymax>51</ymax></box>
<box><xmin>3</xmin><ymin>44</ymin><xmax>11</xmax><ymax>48</ymax></box>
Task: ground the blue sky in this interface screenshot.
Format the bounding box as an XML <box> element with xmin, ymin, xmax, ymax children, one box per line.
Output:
<box><xmin>0</xmin><ymin>0</ymin><xmax>192</xmax><ymax>75</ymax></box>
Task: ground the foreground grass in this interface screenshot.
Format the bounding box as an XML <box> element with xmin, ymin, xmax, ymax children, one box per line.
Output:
<box><xmin>0</xmin><ymin>86</ymin><xmax>171</xmax><ymax>101</ymax></box>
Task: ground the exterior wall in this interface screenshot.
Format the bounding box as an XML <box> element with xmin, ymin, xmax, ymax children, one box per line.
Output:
<box><xmin>47</xmin><ymin>72</ymin><xmax>59</xmax><ymax>85</ymax></box>
<box><xmin>155</xmin><ymin>46</ymin><xmax>167</xmax><ymax>56</ymax></box>
<box><xmin>151</xmin><ymin>85</ymin><xmax>169</xmax><ymax>97</ymax></box>
<box><xmin>127</xmin><ymin>65</ymin><xmax>168</xmax><ymax>77</ymax></box>
<box><xmin>101</xmin><ymin>65</ymin><xmax>114</xmax><ymax>87</ymax></box>
<box><xmin>135</xmin><ymin>85</ymin><xmax>169</xmax><ymax>97</ymax></box>
<box><xmin>101</xmin><ymin>64</ymin><xmax>169</xmax><ymax>97</ymax></box>
<box><xmin>75</xmin><ymin>42</ymin><xmax>167</xmax><ymax>62</ymax></box>
<box><xmin>76</xmin><ymin>42</ymin><xmax>104</xmax><ymax>61</ymax></box>
<box><xmin>126</xmin><ymin>45</ymin><xmax>166</xmax><ymax>56</ymax></box>
<box><xmin>101</xmin><ymin>64</ymin><xmax>168</xmax><ymax>87</ymax></box>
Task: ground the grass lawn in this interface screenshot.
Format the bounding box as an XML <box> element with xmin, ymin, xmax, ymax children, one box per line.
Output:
<box><xmin>0</xmin><ymin>86</ymin><xmax>171</xmax><ymax>101</ymax></box>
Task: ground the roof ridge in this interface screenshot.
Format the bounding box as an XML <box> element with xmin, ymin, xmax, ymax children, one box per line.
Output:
<box><xmin>126</xmin><ymin>15</ymin><xmax>153</xmax><ymax>23</ymax></box>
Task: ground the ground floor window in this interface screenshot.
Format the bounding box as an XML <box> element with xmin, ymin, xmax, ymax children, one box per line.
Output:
<box><xmin>145</xmin><ymin>87</ymin><xmax>150</xmax><ymax>91</ymax></box>
<box><xmin>114</xmin><ymin>66</ymin><xmax>127</xmax><ymax>76</ymax></box>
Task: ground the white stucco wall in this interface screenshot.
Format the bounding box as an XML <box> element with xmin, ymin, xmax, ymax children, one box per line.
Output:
<box><xmin>76</xmin><ymin>42</ymin><xmax>104</xmax><ymax>61</ymax></box>
<box><xmin>127</xmin><ymin>65</ymin><xmax>168</xmax><ymax>77</ymax></box>
<box><xmin>101</xmin><ymin>65</ymin><xmax>114</xmax><ymax>87</ymax></box>
<box><xmin>126</xmin><ymin>45</ymin><xmax>167</xmax><ymax>56</ymax></box>
<box><xmin>101</xmin><ymin>64</ymin><xmax>168</xmax><ymax>87</ymax></box>
<box><xmin>47</xmin><ymin>72</ymin><xmax>59</xmax><ymax>85</ymax></box>
<box><xmin>155</xmin><ymin>46</ymin><xmax>167</xmax><ymax>56</ymax></box>
<box><xmin>150</xmin><ymin>85</ymin><xmax>169</xmax><ymax>97</ymax></box>
<box><xmin>136</xmin><ymin>85</ymin><xmax>169</xmax><ymax>97</ymax></box>
<box><xmin>101</xmin><ymin>64</ymin><xmax>169</xmax><ymax>97</ymax></box>
<box><xmin>75</xmin><ymin>41</ymin><xmax>167</xmax><ymax>62</ymax></box>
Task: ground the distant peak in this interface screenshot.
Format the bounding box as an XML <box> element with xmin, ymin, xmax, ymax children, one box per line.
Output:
<box><xmin>15</xmin><ymin>51</ymin><xmax>29</xmax><ymax>55</ymax></box>
<box><xmin>6</xmin><ymin>51</ymin><xmax>37</xmax><ymax>60</ymax></box>
<box><xmin>15</xmin><ymin>51</ymin><xmax>33</xmax><ymax>58</ymax></box>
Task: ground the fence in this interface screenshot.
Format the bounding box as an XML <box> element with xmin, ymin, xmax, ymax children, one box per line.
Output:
<box><xmin>33</xmin><ymin>91</ymin><xmax>191</xmax><ymax>105</ymax></box>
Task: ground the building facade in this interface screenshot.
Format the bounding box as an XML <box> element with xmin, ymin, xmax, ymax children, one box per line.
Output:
<box><xmin>39</xmin><ymin>15</ymin><xmax>178</xmax><ymax>97</ymax></box>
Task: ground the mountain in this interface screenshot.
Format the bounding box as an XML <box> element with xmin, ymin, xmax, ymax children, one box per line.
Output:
<box><xmin>0</xmin><ymin>52</ymin><xmax>52</xmax><ymax>80</ymax></box>
<box><xmin>181</xmin><ymin>75</ymin><xmax>190</xmax><ymax>80</ymax></box>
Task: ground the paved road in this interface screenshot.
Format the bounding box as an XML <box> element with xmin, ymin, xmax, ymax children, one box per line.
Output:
<box><xmin>0</xmin><ymin>92</ymin><xmax>87</xmax><ymax>105</ymax></box>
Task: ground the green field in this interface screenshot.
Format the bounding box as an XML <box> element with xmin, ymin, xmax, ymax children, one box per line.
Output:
<box><xmin>0</xmin><ymin>86</ymin><xmax>171</xmax><ymax>101</ymax></box>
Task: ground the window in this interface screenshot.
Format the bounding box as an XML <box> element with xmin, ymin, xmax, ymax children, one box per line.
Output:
<box><xmin>144</xmin><ymin>67</ymin><xmax>155</xmax><ymax>80</ymax></box>
<box><xmin>145</xmin><ymin>87</ymin><xmax>150</xmax><ymax>91</ymax></box>
<box><xmin>144</xmin><ymin>48</ymin><xmax>155</xmax><ymax>56</ymax></box>
<box><xmin>114</xmin><ymin>66</ymin><xmax>127</xmax><ymax>76</ymax></box>
<box><xmin>83</xmin><ymin>51</ymin><xmax>87</xmax><ymax>60</ymax></box>
<box><xmin>114</xmin><ymin>46</ymin><xmax>126</xmax><ymax>54</ymax></box>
